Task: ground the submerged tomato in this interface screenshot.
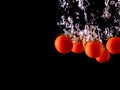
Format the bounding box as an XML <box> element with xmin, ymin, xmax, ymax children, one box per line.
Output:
<box><xmin>54</xmin><ymin>35</ymin><xmax>73</xmax><ymax>54</ymax></box>
<box><xmin>72</xmin><ymin>42</ymin><xmax>84</xmax><ymax>53</ymax></box>
<box><xmin>96</xmin><ymin>50</ymin><xmax>110</xmax><ymax>63</ymax></box>
<box><xmin>106</xmin><ymin>37</ymin><xmax>120</xmax><ymax>54</ymax></box>
<box><xmin>85</xmin><ymin>40</ymin><xmax>104</xmax><ymax>58</ymax></box>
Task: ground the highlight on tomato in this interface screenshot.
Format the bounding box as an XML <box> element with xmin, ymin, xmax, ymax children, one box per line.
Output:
<box><xmin>106</xmin><ymin>37</ymin><xmax>120</xmax><ymax>54</ymax></box>
<box><xmin>54</xmin><ymin>35</ymin><xmax>73</xmax><ymax>54</ymax></box>
<box><xmin>85</xmin><ymin>40</ymin><xmax>104</xmax><ymax>58</ymax></box>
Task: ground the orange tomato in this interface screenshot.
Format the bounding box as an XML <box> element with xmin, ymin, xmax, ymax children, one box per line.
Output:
<box><xmin>96</xmin><ymin>50</ymin><xmax>110</xmax><ymax>63</ymax></box>
<box><xmin>106</xmin><ymin>37</ymin><xmax>120</xmax><ymax>54</ymax></box>
<box><xmin>72</xmin><ymin>41</ymin><xmax>84</xmax><ymax>53</ymax></box>
<box><xmin>85</xmin><ymin>40</ymin><xmax>104</xmax><ymax>58</ymax></box>
<box><xmin>54</xmin><ymin>35</ymin><xmax>73</xmax><ymax>54</ymax></box>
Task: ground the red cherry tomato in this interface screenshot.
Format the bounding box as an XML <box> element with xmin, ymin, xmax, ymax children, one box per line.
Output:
<box><xmin>72</xmin><ymin>42</ymin><xmax>84</xmax><ymax>53</ymax></box>
<box><xmin>106</xmin><ymin>37</ymin><xmax>120</xmax><ymax>54</ymax></box>
<box><xmin>85</xmin><ymin>40</ymin><xmax>104</xmax><ymax>58</ymax></box>
<box><xmin>54</xmin><ymin>35</ymin><xmax>73</xmax><ymax>54</ymax></box>
<box><xmin>96</xmin><ymin>50</ymin><xmax>110</xmax><ymax>63</ymax></box>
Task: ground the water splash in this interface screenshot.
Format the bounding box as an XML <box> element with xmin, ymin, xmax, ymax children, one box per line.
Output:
<box><xmin>57</xmin><ymin>0</ymin><xmax>120</xmax><ymax>43</ymax></box>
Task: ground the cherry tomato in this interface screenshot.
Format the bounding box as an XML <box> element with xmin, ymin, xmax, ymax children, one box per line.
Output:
<box><xmin>54</xmin><ymin>35</ymin><xmax>73</xmax><ymax>54</ymax></box>
<box><xmin>72</xmin><ymin>42</ymin><xmax>84</xmax><ymax>53</ymax></box>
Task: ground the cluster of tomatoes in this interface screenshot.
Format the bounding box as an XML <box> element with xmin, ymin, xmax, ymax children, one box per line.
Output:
<box><xmin>54</xmin><ymin>35</ymin><xmax>120</xmax><ymax>63</ymax></box>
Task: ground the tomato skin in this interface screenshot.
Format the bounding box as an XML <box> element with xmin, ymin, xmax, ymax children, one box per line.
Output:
<box><xmin>96</xmin><ymin>50</ymin><xmax>110</xmax><ymax>63</ymax></box>
<box><xmin>72</xmin><ymin>42</ymin><xmax>84</xmax><ymax>53</ymax></box>
<box><xmin>54</xmin><ymin>35</ymin><xmax>73</xmax><ymax>54</ymax></box>
<box><xmin>85</xmin><ymin>41</ymin><xmax>104</xmax><ymax>58</ymax></box>
<box><xmin>106</xmin><ymin>37</ymin><xmax>120</xmax><ymax>54</ymax></box>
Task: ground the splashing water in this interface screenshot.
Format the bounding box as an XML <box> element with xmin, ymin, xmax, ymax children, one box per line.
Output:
<box><xmin>57</xmin><ymin>0</ymin><xmax>120</xmax><ymax>44</ymax></box>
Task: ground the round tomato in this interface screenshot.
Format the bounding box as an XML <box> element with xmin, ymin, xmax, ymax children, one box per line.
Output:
<box><xmin>96</xmin><ymin>50</ymin><xmax>110</xmax><ymax>63</ymax></box>
<box><xmin>72</xmin><ymin>41</ymin><xmax>84</xmax><ymax>53</ymax></box>
<box><xmin>106</xmin><ymin>37</ymin><xmax>120</xmax><ymax>54</ymax></box>
<box><xmin>85</xmin><ymin>40</ymin><xmax>104</xmax><ymax>58</ymax></box>
<box><xmin>54</xmin><ymin>35</ymin><xmax>73</xmax><ymax>54</ymax></box>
